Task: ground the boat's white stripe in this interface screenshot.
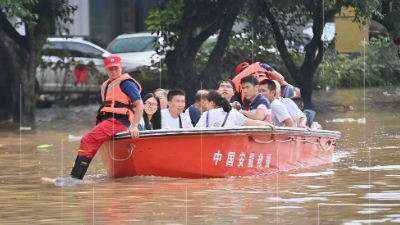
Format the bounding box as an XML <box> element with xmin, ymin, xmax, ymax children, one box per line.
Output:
<box><xmin>112</xmin><ymin>126</ymin><xmax>341</xmax><ymax>140</ymax></box>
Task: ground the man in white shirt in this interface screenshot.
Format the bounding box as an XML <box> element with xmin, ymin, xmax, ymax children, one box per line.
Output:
<box><xmin>272</xmin><ymin>80</ymin><xmax>308</xmax><ymax>128</ymax></box>
<box><xmin>259</xmin><ymin>79</ymin><xmax>294</xmax><ymax>127</ymax></box>
<box><xmin>162</xmin><ymin>89</ymin><xmax>193</xmax><ymax>129</ymax></box>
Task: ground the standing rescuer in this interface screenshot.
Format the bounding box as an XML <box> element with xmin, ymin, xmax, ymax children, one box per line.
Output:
<box><xmin>70</xmin><ymin>55</ymin><xmax>143</xmax><ymax>180</ymax></box>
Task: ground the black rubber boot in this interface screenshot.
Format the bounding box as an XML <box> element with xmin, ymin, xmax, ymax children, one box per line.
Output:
<box><xmin>70</xmin><ymin>155</ymin><xmax>92</xmax><ymax>179</ymax></box>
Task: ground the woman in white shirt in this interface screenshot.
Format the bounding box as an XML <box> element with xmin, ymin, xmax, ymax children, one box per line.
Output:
<box><xmin>196</xmin><ymin>90</ymin><xmax>275</xmax><ymax>129</ymax></box>
<box><xmin>138</xmin><ymin>93</ymin><xmax>162</xmax><ymax>131</ymax></box>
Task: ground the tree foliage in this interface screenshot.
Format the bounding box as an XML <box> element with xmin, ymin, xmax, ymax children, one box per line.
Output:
<box><xmin>371</xmin><ymin>0</ymin><xmax>400</xmax><ymax>57</ymax></box>
<box><xmin>245</xmin><ymin>0</ymin><xmax>381</xmax><ymax>107</ymax></box>
<box><xmin>145</xmin><ymin>0</ymin><xmax>246</xmax><ymax>104</ymax></box>
<box><xmin>315</xmin><ymin>37</ymin><xmax>400</xmax><ymax>89</ymax></box>
<box><xmin>0</xmin><ymin>0</ymin><xmax>77</xmax><ymax>123</ymax></box>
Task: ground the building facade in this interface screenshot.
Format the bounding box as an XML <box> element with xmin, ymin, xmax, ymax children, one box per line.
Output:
<box><xmin>60</xmin><ymin>0</ymin><xmax>159</xmax><ymax>47</ymax></box>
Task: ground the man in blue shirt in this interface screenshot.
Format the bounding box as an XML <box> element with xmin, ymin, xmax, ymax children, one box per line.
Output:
<box><xmin>233</xmin><ymin>75</ymin><xmax>272</xmax><ymax>123</ymax></box>
<box><xmin>69</xmin><ymin>55</ymin><xmax>143</xmax><ymax>180</ymax></box>
<box><xmin>184</xmin><ymin>90</ymin><xmax>208</xmax><ymax>126</ymax></box>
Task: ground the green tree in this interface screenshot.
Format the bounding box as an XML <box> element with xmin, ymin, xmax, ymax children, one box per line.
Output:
<box><xmin>248</xmin><ymin>0</ymin><xmax>380</xmax><ymax>107</ymax></box>
<box><xmin>146</xmin><ymin>0</ymin><xmax>246</xmax><ymax>103</ymax></box>
<box><xmin>372</xmin><ymin>0</ymin><xmax>400</xmax><ymax>58</ymax></box>
<box><xmin>0</xmin><ymin>0</ymin><xmax>77</xmax><ymax>123</ymax></box>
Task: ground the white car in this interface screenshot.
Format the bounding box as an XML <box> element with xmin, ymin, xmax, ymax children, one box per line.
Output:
<box><xmin>107</xmin><ymin>32</ymin><xmax>224</xmax><ymax>65</ymax></box>
<box><xmin>106</xmin><ymin>32</ymin><xmax>163</xmax><ymax>66</ymax></box>
<box><xmin>36</xmin><ymin>37</ymin><xmax>146</xmax><ymax>94</ymax></box>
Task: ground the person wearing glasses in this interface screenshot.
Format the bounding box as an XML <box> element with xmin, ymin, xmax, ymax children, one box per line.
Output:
<box><xmin>138</xmin><ymin>93</ymin><xmax>162</xmax><ymax>131</ymax></box>
<box><xmin>217</xmin><ymin>78</ymin><xmax>236</xmax><ymax>103</ymax></box>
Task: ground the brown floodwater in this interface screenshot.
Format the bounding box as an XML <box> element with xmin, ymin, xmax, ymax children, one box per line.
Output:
<box><xmin>0</xmin><ymin>86</ymin><xmax>400</xmax><ymax>224</ymax></box>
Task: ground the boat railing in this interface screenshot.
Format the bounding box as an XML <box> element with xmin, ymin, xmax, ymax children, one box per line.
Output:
<box><xmin>112</xmin><ymin>126</ymin><xmax>341</xmax><ymax>140</ymax></box>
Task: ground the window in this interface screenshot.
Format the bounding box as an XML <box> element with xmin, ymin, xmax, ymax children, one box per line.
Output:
<box><xmin>42</xmin><ymin>42</ymin><xmax>64</xmax><ymax>57</ymax></box>
<box><xmin>63</xmin><ymin>42</ymin><xmax>104</xmax><ymax>58</ymax></box>
<box><xmin>107</xmin><ymin>36</ymin><xmax>157</xmax><ymax>54</ymax></box>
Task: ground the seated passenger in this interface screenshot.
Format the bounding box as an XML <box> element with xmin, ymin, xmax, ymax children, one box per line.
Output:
<box><xmin>184</xmin><ymin>90</ymin><xmax>208</xmax><ymax>126</ymax></box>
<box><xmin>195</xmin><ymin>90</ymin><xmax>275</xmax><ymax>130</ymax></box>
<box><xmin>154</xmin><ymin>88</ymin><xmax>169</xmax><ymax>110</ymax></box>
<box><xmin>217</xmin><ymin>78</ymin><xmax>236</xmax><ymax>103</ymax></box>
<box><xmin>232</xmin><ymin>75</ymin><xmax>272</xmax><ymax>123</ymax></box>
<box><xmin>234</xmin><ymin>62</ymin><xmax>299</xmax><ymax>101</ymax></box>
<box><xmin>259</xmin><ymin>79</ymin><xmax>294</xmax><ymax>127</ymax></box>
<box><xmin>161</xmin><ymin>89</ymin><xmax>193</xmax><ymax>129</ymax></box>
<box><xmin>138</xmin><ymin>93</ymin><xmax>162</xmax><ymax>131</ymax></box>
<box><xmin>272</xmin><ymin>80</ymin><xmax>308</xmax><ymax>128</ymax></box>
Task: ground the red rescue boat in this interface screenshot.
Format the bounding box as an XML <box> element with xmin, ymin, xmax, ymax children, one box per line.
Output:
<box><xmin>98</xmin><ymin>127</ymin><xmax>340</xmax><ymax>179</ymax></box>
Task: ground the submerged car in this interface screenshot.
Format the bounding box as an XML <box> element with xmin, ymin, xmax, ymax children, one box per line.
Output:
<box><xmin>37</xmin><ymin>37</ymin><xmax>146</xmax><ymax>94</ymax></box>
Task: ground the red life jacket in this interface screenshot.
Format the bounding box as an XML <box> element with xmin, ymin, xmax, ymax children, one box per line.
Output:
<box><xmin>232</xmin><ymin>62</ymin><xmax>271</xmax><ymax>103</ymax></box>
<box><xmin>96</xmin><ymin>73</ymin><xmax>142</xmax><ymax>124</ymax></box>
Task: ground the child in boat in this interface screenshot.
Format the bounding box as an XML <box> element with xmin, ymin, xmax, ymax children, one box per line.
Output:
<box><xmin>138</xmin><ymin>93</ymin><xmax>162</xmax><ymax>131</ymax></box>
<box><xmin>195</xmin><ymin>90</ymin><xmax>275</xmax><ymax>129</ymax></box>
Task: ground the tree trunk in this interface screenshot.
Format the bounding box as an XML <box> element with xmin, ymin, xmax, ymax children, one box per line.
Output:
<box><xmin>164</xmin><ymin>0</ymin><xmax>245</xmax><ymax>105</ymax></box>
<box><xmin>0</xmin><ymin>0</ymin><xmax>68</xmax><ymax>124</ymax></box>
<box><xmin>10</xmin><ymin>55</ymin><xmax>36</xmax><ymax>124</ymax></box>
<box><xmin>165</xmin><ymin>45</ymin><xmax>199</xmax><ymax>105</ymax></box>
<box><xmin>0</xmin><ymin>28</ymin><xmax>36</xmax><ymax>124</ymax></box>
<box><xmin>257</xmin><ymin>0</ymin><xmax>334</xmax><ymax>108</ymax></box>
<box><xmin>296</xmin><ymin>67</ymin><xmax>315</xmax><ymax>109</ymax></box>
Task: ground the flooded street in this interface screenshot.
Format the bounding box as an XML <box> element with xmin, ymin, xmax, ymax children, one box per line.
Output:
<box><xmin>1</xmin><ymin>86</ymin><xmax>400</xmax><ymax>224</ymax></box>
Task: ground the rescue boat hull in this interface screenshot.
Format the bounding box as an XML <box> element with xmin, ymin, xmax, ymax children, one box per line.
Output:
<box><xmin>98</xmin><ymin>127</ymin><xmax>340</xmax><ymax>179</ymax></box>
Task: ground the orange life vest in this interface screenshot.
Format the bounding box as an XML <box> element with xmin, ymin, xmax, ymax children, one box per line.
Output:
<box><xmin>232</xmin><ymin>62</ymin><xmax>271</xmax><ymax>103</ymax></box>
<box><xmin>97</xmin><ymin>73</ymin><xmax>142</xmax><ymax>124</ymax></box>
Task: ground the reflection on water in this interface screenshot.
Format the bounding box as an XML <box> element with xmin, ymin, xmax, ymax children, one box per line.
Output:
<box><xmin>1</xmin><ymin>86</ymin><xmax>400</xmax><ymax>224</ymax></box>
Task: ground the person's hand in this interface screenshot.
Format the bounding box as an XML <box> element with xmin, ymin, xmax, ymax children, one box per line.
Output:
<box><xmin>260</xmin><ymin>63</ymin><xmax>275</xmax><ymax>72</ymax></box>
<box><xmin>232</xmin><ymin>101</ymin><xmax>241</xmax><ymax>111</ymax></box>
<box><xmin>127</xmin><ymin>126</ymin><xmax>139</xmax><ymax>139</ymax></box>
<box><xmin>298</xmin><ymin>124</ymin><xmax>310</xmax><ymax>131</ymax></box>
<box><xmin>265</xmin><ymin>122</ymin><xmax>276</xmax><ymax>131</ymax></box>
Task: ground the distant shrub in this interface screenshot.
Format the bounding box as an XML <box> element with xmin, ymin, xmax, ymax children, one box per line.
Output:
<box><xmin>314</xmin><ymin>37</ymin><xmax>400</xmax><ymax>89</ymax></box>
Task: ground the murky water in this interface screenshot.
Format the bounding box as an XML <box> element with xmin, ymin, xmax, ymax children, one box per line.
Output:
<box><xmin>1</xmin><ymin>86</ymin><xmax>400</xmax><ymax>224</ymax></box>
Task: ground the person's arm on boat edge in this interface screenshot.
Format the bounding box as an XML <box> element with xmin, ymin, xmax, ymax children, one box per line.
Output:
<box><xmin>259</xmin><ymin>63</ymin><xmax>288</xmax><ymax>87</ymax></box>
<box><xmin>129</xmin><ymin>99</ymin><xmax>143</xmax><ymax>138</ymax></box>
<box><xmin>297</xmin><ymin>117</ymin><xmax>309</xmax><ymax>129</ymax></box>
<box><xmin>242</xmin><ymin>119</ymin><xmax>276</xmax><ymax>130</ymax></box>
<box><xmin>239</xmin><ymin>109</ymin><xmax>266</xmax><ymax>121</ymax></box>
<box><xmin>121</xmin><ymin>80</ymin><xmax>143</xmax><ymax>139</ymax></box>
<box><xmin>282</xmin><ymin>117</ymin><xmax>295</xmax><ymax>127</ymax></box>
